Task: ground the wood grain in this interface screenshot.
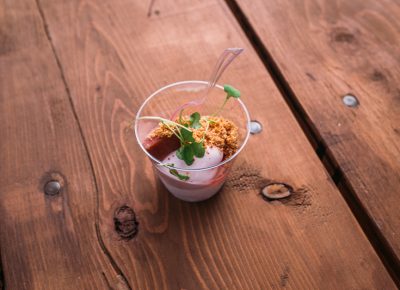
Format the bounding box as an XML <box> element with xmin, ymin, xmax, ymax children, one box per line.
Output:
<box><xmin>233</xmin><ymin>0</ymin><xmax>400</xmax><ymax>269</ymax></box>
<box><xmin>0</xmin><ymin>0</ymin><xmax>121</xmax><ymax>288</ymax></box>
<box><xmin>12</xmin><ymin>0</ymin><xmax>396</xmax><ymax>288</ymax></box>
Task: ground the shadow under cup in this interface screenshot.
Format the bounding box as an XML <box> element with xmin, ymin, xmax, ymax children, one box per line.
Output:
<box><xmin>135</xmin><ymin>81</ymin><xmax>250</xmax><ymax>202</ymax></box>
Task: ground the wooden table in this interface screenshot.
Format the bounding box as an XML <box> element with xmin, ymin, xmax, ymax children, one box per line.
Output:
<box><xmin>0</xmin><ymin>0</ymin><xmax>399</xmax><ymax>289</ymax></box>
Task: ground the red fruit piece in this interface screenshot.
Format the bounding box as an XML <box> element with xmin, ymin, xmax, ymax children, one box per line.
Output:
<box><xmin>143</xmin><ymin>135</ymin><xmax>180</xmax><ymax>161</ymax></box>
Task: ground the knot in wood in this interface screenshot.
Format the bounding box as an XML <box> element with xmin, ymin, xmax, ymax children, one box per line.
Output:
<box><xmin>261</xmin><ymin>183</ymin><xmax>293</xmax><ymax>201</ymax></box>
<box><xmin>370</xmin><ymin>70</ymin><xmax>385</xmax><ymax>82</ymax></box>
<box><xmin>114</xmin><ymin>206</ymin><xmax>138</xmax><ymax>240</ymax></box>
<box><xmin>334</xmin><ymin>32</ymin><xmax>355</xmax><ymax>43</ymax></box>
<box><xmin>330</xmin><ymin>27</ymin><xmax>359</xmax><ymax>51</ymax></box>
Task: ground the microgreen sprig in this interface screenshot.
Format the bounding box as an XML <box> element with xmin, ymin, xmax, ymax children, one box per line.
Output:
<box><xmin>212</xmin><ymin>84</ymin><xmax>241</xmax><ymax>116</ymax></box>
<box><xmin>189</xmin><ymin>112</ymin><xmax>201</xmax><ymax>129</ymax></box>
<box><xmin>175</xmin><ymin>112</ymin><xmax>205</xmax><ymax>165</ymax></box>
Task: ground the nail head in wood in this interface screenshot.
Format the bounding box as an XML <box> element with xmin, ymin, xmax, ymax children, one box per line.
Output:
<box><xmin>261</xmin><ymin>183</ymin><xmax>292</xmax><ymax>200</ymax></box>
<box><xmin>250</xmin><ymin>120</ymin><xmax>262</xmax><ymax>134</ymax></box>
<box><xmin>44</xmin><ymin>180</ymin><xmax>61</xmax><ymax>196</ymax></box>
<box><xmin>342</xmin><ymin>94</ymin><xmax>359</xmax><ymax>107</ymax></box>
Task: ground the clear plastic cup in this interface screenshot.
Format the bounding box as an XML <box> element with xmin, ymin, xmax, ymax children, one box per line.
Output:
<box><xmin>135</xmin><ymin>81</ymin><xmax>250</xmax><ymax>202</ymax></box>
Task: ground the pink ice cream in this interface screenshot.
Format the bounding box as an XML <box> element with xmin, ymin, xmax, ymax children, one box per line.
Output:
<box><xmin>158</xmin><ymin>146</ymin><xmax>227</xmax><ymax>201</ymax></box>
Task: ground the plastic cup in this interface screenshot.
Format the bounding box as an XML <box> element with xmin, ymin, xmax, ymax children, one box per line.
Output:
<box><xmin>135</xmin><ymin>81</ymin><xmax>250</xmax><ymax>202</ymax></box>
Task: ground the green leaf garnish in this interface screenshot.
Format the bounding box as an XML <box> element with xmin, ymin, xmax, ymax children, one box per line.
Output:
<box><xmin>211</xmin><ymin>84</ymin><xmax>241</xmax><ymax>117</ymax></box>
<box><xmin>192</xmin><ymin>142</ymin><xmax>205</xmax><ymax>158</ymax></box>
<box><xmin>189</xmin><ymin>112</ymin><xmax>201</xmax><ymax>129</ymax></box>
<box><xmin>224</xmin><ymin>84</ymin><xmax>241</xmax><ymax>99</ymax></box>
<box><xmin>180</xmin><ymin>145</ymin><xmax>195</xmax><ymax>165</ymax></box>
<box><xmin>176</xmin><ymin>147</ymin><xmax>183</xmax><ymax>160</ymax></box>
<box><xmin>169</xmin><ymin>168</ymin><xmax>190</xmax><ymax>181</ymax></box>
<box><xmin>163</xmin><ymin>163</ymin><xmax>190</xmax><ymax>181</ymax></box>
<box><xmin>180</xmin><ymin>127</ymin><xmax>195</xmax><ymax>143</ymax></box>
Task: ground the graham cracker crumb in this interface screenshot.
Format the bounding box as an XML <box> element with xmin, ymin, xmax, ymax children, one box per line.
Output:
<box><xmin>193</xmin><ymin>117</ymin><xmax>239</xmax><ymax>159</ymax></box>
<box><xmin>148</xmin><ymin>116</ymin><xmax>239</xmax><ymax>159</ymax></box>
<box><xmin>149</xmin><ymin>123</ymin><xmax>174</xmax><ymax>139</ymax></box>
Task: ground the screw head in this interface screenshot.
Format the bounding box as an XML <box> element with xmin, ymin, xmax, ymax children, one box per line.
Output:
<box><xmin>342</xmin><ymin>94</ymin><xmax>359</xmax><ymax>107</ymax></box>
<box><xmin>250</xmin><ymin>120</ymin><xmax>262</xmax><ymax>134</ymax></box>
<box><xmin>44</xmin><ymin>180</ymin><xmax>61</xmax><ymax>196</ymax></box>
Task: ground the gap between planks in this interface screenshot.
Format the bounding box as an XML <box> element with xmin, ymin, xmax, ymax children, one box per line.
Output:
<box><xmin>33</xmin><ymin>0</ymin><xmax>132</xmax><ymax>288</ymax></box>
<box><xmin>224</xmin><ymin>0</ymin><xmax>400</xmax><ymax>286</ymax></box>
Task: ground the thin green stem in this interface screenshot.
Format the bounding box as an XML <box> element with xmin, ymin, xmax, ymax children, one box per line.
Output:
<box><xmin>137</xmin><ymin>116</ymin><xmax>192</xmax><ymax>132</ymax></box>
<box><xmin>162</xmin><ymin>121</ymin><xmax>183</xmax><ymax>142</ymax></box>
<box><xmin>212</xmin><ymin>97</ymin><xmax>229</xmax><ymax>117</ymax></box>
<box><xmin>179</xmin><ymin>109</ymin><xmax>183</xmax><ymax>124</ymax></box>
<box><xmin>200</xmin><ymin>117</ymin><xmax>210</xmax><ymax>143</ymax></box>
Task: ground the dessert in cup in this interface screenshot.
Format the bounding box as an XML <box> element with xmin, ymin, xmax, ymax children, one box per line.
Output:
<box><xmin>135</xmin><ymin>81</ymin><xmax>250</xmax><ymax>202</ymax></box>
<box><xmin>135</xmin><ymin>48</ymin><xmax>250</xmax><ymax>202</ymax></box>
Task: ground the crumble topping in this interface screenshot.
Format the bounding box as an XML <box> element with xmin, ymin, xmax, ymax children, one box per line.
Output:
<box><xmin>148</xmin><ymin>116</ymin><xmax>239</xmax><ymax>159</ymax></box>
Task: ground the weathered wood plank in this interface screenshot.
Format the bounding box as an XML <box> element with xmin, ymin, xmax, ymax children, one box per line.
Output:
<box><xmin>233</xmin><ymin>0</ymin><xmax>400</xmax><ymax>271</ymax></box>
<box><xmin>0</xmin><ymin>0</ymin><xmax>119</xmax><ymax>288</ymax></box>
<box><xmin>37</xmin><ymin>0</ymin><xmax>395</xmax><ymax>288</ymax></box>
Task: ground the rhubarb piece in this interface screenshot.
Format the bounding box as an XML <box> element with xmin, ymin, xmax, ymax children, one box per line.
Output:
<box><xmin>143</xmin><ymin>135</ymin><xmax>180</xmax><ymax>161</ymax></box>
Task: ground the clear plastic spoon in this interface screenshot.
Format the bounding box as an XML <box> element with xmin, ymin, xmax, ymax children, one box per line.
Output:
<box><xmin>170</xmin><ymin>47</ymin><xmax>244</xmax><ymax>120</ymax></box>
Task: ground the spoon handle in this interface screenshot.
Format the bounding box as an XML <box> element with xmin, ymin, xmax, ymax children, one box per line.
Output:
<box><xmin>170</xmin><ymin>48</ymin><xmax>244</xmax><ymax>120</ymax></box>
<box><xmin>207</xmin><ymin>48</ymin><xmax>244</xmax><ymax>88</ymax></box>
